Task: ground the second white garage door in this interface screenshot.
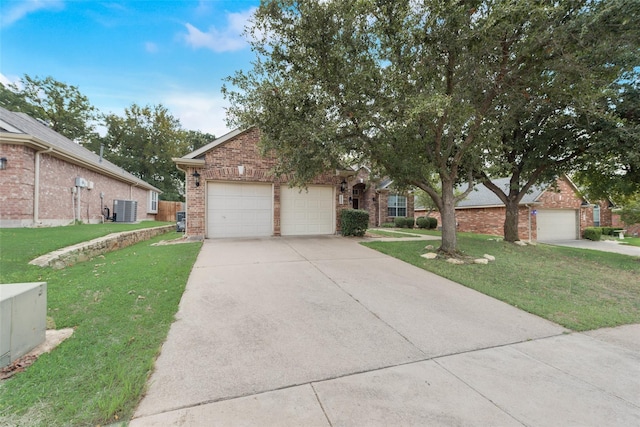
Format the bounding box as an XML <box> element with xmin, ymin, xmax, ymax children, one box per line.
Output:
<box><xmin>281</xmin><ymin>185</ymin><xmax>335</xmax><ymax>236</ymax></box>
<box><xmin>207</xmin><ymin>182</ymin><xmax>273</xmax><ymax>238</ymax></box>
<box><xmin>537</xmin><ymin>209</ymin><xmax>578</xmax><ymax>241</ymax></box>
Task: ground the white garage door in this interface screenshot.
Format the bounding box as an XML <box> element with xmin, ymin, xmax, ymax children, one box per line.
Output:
<box><xmin>207</xmin><ymin>182</ymin><xmax>273</xmax><ymax>238</ymax></box>
<box><xmin>281</xmin><ymin>186</ymin><xmax>335</xmax><ymax>236</ymax></box>
<box><xmin>537</xmin><ymin>209</ymin><xmax>578</xmax><ymax>241</ymax></box>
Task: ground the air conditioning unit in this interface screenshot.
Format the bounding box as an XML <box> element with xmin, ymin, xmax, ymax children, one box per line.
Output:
<box><xmin>0</xmin><ymin>282</ymin><xmax>47</xmax><ymax>367</ymax></box>
<box><xmin>75</xmin><ymin>177</ymin><xmax>88</xmax><ymax>188</ymax></box>
<box><xmin>113</xmin><ymin>199</ymin><xmax>138</xmax><ymax>222</ymax></box>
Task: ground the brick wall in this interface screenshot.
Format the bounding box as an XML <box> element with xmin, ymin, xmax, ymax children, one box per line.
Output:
<box><xmin>1</xmin><ymin>143</ymin><xmax>156</xmax><ymax>227</ymax></box>
<box><xmin>184</xmin><ymin>128</ymin><xmax>342</xmax><ymax>238</ymax></box>
<box><xmin>0</xmin><ymin>144</ymin><xmax>35</xmax><ymax>225</ymax></box>
<box><xmin>412</xmin><ymin>177</ymin><xmax>607</xmax><ymax>240</ymax></box>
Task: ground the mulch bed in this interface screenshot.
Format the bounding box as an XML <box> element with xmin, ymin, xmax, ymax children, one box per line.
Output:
<box><xmin>1</xmin><ymin>354</ymin><xmax>38</xmax><ymax>380</ymax></box>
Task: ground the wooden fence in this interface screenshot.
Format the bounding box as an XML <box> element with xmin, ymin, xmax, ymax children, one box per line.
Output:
<box><xmin>157</xmin><ymin>201</ymin><xmax>185</xmax><ymax>222</ymax></box>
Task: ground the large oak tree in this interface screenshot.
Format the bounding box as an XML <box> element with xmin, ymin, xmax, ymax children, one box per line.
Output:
<box><xmin>225</xmin><ymin>0</ymin><xmax>623</xmax><ymax>254</ymax></box>
<box><xmin>475</xmin><ymin>0</ymin><xmax>639</xmax><ymax>242</ymax></box>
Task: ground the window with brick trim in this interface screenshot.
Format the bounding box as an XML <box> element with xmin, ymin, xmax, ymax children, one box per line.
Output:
<box><xmin>388</xmin><ymin>194</ymin><xmax>407</xmax><ymax>217</ymax></box>
<box><xmin>593</xmin><ymin>205</ymin><xmax>600</xmax><ymax>227</ymax></box>
<box><xmin>148</xmin><ymin>191</ymin><xmax>158</xmax><ymax>213</ymax></box>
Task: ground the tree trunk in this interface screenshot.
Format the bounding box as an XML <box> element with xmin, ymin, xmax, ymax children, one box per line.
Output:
<box><xmin>439</xmin><ymin>179</ymin><xmax>458</xmax><ymax>255</ymax></box>
<box><xmin>503</xmin><ymin>200</ymin><xmax>521</xmax><ymax>242</ymax></box>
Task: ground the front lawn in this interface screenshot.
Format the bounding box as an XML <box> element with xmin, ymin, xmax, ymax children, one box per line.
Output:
<box><xmin>0</xmin><ymin>224</ymin><xmax>201</xmax><ymax>426</ymax></box>
<box><xmin>363</xmin><ymin>232</ymin><xmax>640</xmax><ymax>331</ymax></box>
<box><xmin>621</xmin><ymin>236</ymin><xmax>640</xmax><ymax>247</ymax></box>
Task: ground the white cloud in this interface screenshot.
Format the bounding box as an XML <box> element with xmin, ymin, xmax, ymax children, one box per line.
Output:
<box><xmin>182</xmin><ymin>7</ymin><xmax>256</xmax><ymax>52</ymax></box>
<box><xmin>164</xmin><ymin>92</ymin><xmax>231</xmax><ymax>137</ymax></box>
<box><xmin>0</xmin><ymin>72</ymin><xmax>22</xmax><ymax>88</ymax></box>
<box><xmin>1</xmin><ymin>0</ymin><xmax>64</xmax><ymax>28</ymax></box>
<box><xmin>144</xmin><ymin>41</ymin><xmax>159</xmax><ymax>53</ymax></box>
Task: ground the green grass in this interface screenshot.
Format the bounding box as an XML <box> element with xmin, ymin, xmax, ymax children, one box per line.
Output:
<box><xmin>621</xmin><ymin>236</ymin><xmax>640</xmax><ymax>247</ymax></box>
<box><xmin>0</xmin><ymin>224</ymin><xmax>201</xmax><ymax>426</ymax></box>
<box><xmin>0</xmin><ymin>222</ymin><xmax>173</xmax><ymax>281</ymax></box>
<box><xmin>363</xmin><ymin>232</ymin><xmax>640</xmax><ymax>331</ymax></box>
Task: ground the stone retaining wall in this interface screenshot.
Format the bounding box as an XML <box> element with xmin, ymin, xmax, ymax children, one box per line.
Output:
<box><xmin>29</xmin><ymin>225</ymin><xmax>175</xmax><ymax>269</ymax></box>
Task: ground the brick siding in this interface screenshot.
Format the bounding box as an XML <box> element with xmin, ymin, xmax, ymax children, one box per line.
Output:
<box><xmin>413</xmin><ymin>177</ymin><xmax>614</xmax><ymax>240</ymax></box>
<box><xmin>182</xmin><ymin>128</ymin><xmax>414</xmax><ymax>238</ymax></box>
<box><xmin>184</xmin><ymin>128</ymin><xmax>342</xmax><ymax>238</ymax></box>
<box><xmin>1</xmin><ymin>143</ymin><xmax>156</xmax><ymax>227</ymax></box>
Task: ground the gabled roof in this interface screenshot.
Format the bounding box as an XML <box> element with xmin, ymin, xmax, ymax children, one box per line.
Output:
<box><xmin>183</xmin><ymin>127</ymin><xmax>251</xmax><ymax>159</ymax></box>
<box><xmin>456</xmin><ymin>177</ymin><xmax>548</xmax><ymax>208</ymax></box>
<box><xmin>0</xmin><ymin>107</ymin><xmax>160</xmax><ymax>192</ymax></box>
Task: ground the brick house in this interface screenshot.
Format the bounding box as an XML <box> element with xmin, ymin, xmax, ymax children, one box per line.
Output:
<box><xmin>415</xmin><ymin>176</ymin><xmax>611</xmax><ymax>241</ymax></box>
<box><xmin>0</xmin><ymin>107</ymin><xmax>161</xmax><ymax>227</ymax></box>
<box><xmin>173</xmin><ymin>127</ymin><xmax>414</xmax><ymax>239</ymax></box>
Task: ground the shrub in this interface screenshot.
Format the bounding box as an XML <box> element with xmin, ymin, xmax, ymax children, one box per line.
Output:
<box><xmin>427</xmin><ymin>216</ymin><xmax>438</xmax><ymax>229</ymax></box>
<box><xmin>583</xmin><ymin>227</ymin><xmax>602</xmax><ymax>241</ymax></box>
<box><xmin>381</xmin><ymin>222</ymin><xmax>396</xmax><ymax>228</ymax></box>
<box><xmin>393</xmin><ymin>217</ymin><xmax>414</xmax><ymax>228</ymax></box>
<box><xmin>416</xmin><ymin>217</ymin><xmax>429</xmax><ymax>229</ymax></box>
<box><xmin>341</xmin><ymin>209</ymin><xmax>369</xmax><ymax>237</ymax></box>
<box><xmin>601</xmin><ymin>227</ymin><xmax>615</xmax><ymax>236</ymax></box>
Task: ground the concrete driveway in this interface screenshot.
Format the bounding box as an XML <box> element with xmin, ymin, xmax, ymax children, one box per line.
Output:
<box><xmin>131</xmin><ymin>236</ymin><xmax>640</xmax><ymax>426</ymax></box>
<box><xmin>540</xmin><ymin>239</ymin><xmax>640</xmax><ymax>257</ymax></box>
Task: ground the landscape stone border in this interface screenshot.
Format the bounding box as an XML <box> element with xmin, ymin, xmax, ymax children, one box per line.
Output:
<box><xmin>29</xmin><ymin>225</ymin><xmax>175</xmax><ymax>269</ymax></box>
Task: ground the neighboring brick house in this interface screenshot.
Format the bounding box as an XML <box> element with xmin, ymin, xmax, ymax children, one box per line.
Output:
<box><xmin>415</xmin><ymin>176</ymin><xmax>610</xmax><ymax>241</ymax></box>
<box><xmin>0</xmin><ymin>107</ymin><xmax>161</xmax><ymax>227</ymax></box>
<box><xmin>172</xmin><ymin>127</ymin><xmax>414</xmax><ymax>239</ymax></box>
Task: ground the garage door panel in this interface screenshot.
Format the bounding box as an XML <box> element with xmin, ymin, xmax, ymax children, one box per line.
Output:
<box><xmin>281</xmin><ymin>186</ymin><xmax>335</xmax><ymax>236</ymax></box>
<box><xmin>537</xmin><ymin>209</ymin><xmax>577</xmax><ymax>241</ymax></box>
<box><xmin>207</xmin><ymin>182</ymin><xmax>273</xmax><ymax>238</ymax></box>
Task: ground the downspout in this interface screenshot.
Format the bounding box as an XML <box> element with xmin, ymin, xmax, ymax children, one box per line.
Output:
<box><xmin>175</xmin><ymin>164</ymin><xmax>188</xmax><ymax>235</ymax></box>
<box><xmin>34</xmin><ymin>147</ymin><xmax>53</xmax><ymax>224</ymax></box>
<box><xmin>376</xmin><ymin>190</ymin><xmax>381</xmax><ymax>227</ymax></box>
<box><xmin>526</xmin><ymin>204</ymin><xmax>532</xmax><ymax>242</ymax></box>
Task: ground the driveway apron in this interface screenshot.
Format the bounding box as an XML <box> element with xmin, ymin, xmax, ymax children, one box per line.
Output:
<box><xmin>131</xmin><ymin>236</ymin><xmax>639</xmax><ymax>426</ymax></box>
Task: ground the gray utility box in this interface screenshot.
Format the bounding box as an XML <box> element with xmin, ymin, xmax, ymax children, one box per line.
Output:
<box><xmin>0</xmin><ymin>282</ymin><xmax>47</xmax><ymax>367</ymax></box>
<box><xmin>176</xmin><ymin>211</ymin><xmax>186</xmax><ymax>232</ymax></box>
<box><xmin>113</xmin><ymin>199</ymin><xmax>138</xmax><ymax>222</ymax></box>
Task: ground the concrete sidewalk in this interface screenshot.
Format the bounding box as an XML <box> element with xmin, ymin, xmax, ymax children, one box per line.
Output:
<box><xmin>130</xmin><ymin>236</ymin><xmax>640</xmax><ymax>426</ymax></box>
<box><xmin>540</xmin><ymin>239</ymin><xmax>640</xmax><ymax>257</ymax></box>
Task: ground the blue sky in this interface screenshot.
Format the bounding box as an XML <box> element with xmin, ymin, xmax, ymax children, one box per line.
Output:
<box><xmin>0</xmin><ymin>0</ymin><xmax>262</xmax><ymax>137</ymax></box>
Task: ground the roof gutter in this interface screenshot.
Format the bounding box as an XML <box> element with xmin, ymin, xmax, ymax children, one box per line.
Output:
<box><xmin>173</xmin><ymin>157</ymin><xmax>205</xmax><ymax>172</ymax></box>
<box><xmin>1</xmin><ymin>132</ymin><xmax>160</xmax><ymax>192</ymax></box>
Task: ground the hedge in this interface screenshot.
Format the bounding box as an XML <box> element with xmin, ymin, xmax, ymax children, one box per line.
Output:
<box><xmin>583</xmin><ymin>227</ymin><xmax>602</xmax><ymax>241</ymax></box>
<box><xmin>427</xmin><ymin>216</ymin><xmax>438</xmax><ymax>229</ymax></box>
<box><xmin>416</xmin><ymin>217</ymin><xmax>429</xmax><ymax>229</ymax></box>
<box><xmin>341</xmin><ymin>209</ymin><xmax>370</xmax><ymax>236</ymax></box>
<box><xmin>394</xmin><ymin>217</ymin><xmax>414</xmax><ymax>228</ymax></box>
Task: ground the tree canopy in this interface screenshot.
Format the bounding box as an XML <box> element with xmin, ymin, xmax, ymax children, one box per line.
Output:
<box><xmin>1</xmin><ymin>75</ymin><xmax>215</xmax><ymax>202</ymax></box>
<box><xmin>473</xmin><ymin>0</ymin><xmax>639</xmax><ymax>241</ymax></box>
<box><xmin>96</xmin><ymin>104</ymin><xmax>197</xmax><ymax>201</ymax></box>
<box><xmin>0</xmin><ymin>75</ymin><xmax>98</xmax><ymax>143</ymax></box>
<box><xmin>225</xmin><ymin>0</ymin><xmax>636</xmax><ymax>252</ymax></box>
